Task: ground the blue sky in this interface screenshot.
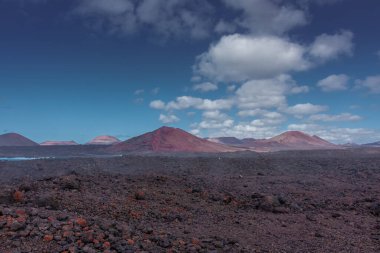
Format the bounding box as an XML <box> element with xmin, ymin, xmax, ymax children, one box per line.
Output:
<box><xmin>0</xmin><ymin>0</ymin><xmax>379</xmax><ymax>144</ymax></box>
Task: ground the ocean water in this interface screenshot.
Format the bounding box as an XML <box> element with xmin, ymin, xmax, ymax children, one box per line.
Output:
<box><xmin>0</xmin><ymin>157</ymin><xmax>50</xmax><ymax>161</ymax></box>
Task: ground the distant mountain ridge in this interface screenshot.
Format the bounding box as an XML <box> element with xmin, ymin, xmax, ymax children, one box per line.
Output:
<box><xmin>207</xmin><ymin>131</ymin><xmax>337</xmax><ymax>152</ymax></box>
<box><xmin>40</xmin><ymin>141</ymin><xmax>79</xmax><ymax>146</ymax></box>
<box><xmin>363</xmin><ymin>141</ymin><xmax>380</xmax><ymax>147</ymax></box>
<box><xmin>1</xmin><ymin>129</ymin><xmax>377</xmax><ymax>153</ymax></box>
<box><xmin>0</xmin><ymin>133</ymin><xmax>38</xmax><ymax>147</ymax></box>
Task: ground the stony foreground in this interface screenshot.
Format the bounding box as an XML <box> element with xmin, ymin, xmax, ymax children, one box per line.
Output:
<box><xmin>1</xmin><ymin>150</ymin><xmax>380</xmax><ymax>252</ymax></box>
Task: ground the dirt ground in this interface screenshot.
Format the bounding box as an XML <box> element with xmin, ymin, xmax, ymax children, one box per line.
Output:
<box><xmin>1</xmin><ymin>149</ymin><xmax>380</xmax><ymax>252</ymax></box>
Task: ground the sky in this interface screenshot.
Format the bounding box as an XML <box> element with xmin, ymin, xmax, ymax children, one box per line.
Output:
<box><xmin>0</xmin><ymin>0</ymin><xmax>380</xmax><ymax>144</ymax></box>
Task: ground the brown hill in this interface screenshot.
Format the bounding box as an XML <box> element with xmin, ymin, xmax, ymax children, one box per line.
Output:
<box><xmin>40</xmin><ymin>141</ymin><xmax>79</xmax><ymax>146</ymax></box>
<box><xmin>109</xmin><ymin>127</ymin><xmax>240</xmax><ymax>153</ymax></box>
<box><xmin>87</xmin><ymin>135</ymin><xmax>120</xmax><ymax>145</ymax></box>
<box><xmin>0</xmin><ymin>133</ymin><xmax>38</xmax><ymax>147</ymax></box>
<box><xmin>205</xmin><ymin>131</ymin><xmax>337</xmax><ymax>152</ymax></box>
<box><xmin>267</xmin><ymin>131</ymin><xmax>337</xmax><ymax>150</ymax></box>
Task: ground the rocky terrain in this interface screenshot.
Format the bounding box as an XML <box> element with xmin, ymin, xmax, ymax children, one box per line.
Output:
<box><xmin>1</xmin><ymin>149</ymin><xmax>380</xmax><ymax>252</ymax></box>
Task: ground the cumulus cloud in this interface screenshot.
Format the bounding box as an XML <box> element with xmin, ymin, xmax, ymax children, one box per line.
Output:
<box><xmin>288</xmin><ymin>123</ymin><xmax>380</xmax><ymax>144</ymax></box>
<box><xmin>159</xmin><ymin>113</ymin><xmax>179</xmax><ymax>124</ymax></box>
<box><xmin>235</xmin><ymin>75</ymin><xmax>308</xmax><ymax>110</ymax></box>
<box><xmin>285</xmin><ymin>103</ymin><xmax>328</xmax><ymax>116</ymax></box>
<box><xmin>197</xmin><ymin>119</ymin><xmax>235</xmax><ymax>129</ymax></box>
<box><xmin>202</xmin><ymin>110</ymin><xmax>229</xmax><ymax>120</ymax></box>
<box><xmin>150</xmin><ymin>100</ymin><xmax>166</xmax><ymax>110</ymax></box>
<box><xmin>152</xmin><ymin>96</ymin><xmax>233</xmax><ymax>111</ymax></box>
<box><xmin>193</xmin><ymin>82</ymin><xmax>218</xmax><ymax>92</ymax></box>
<box><xmin>238</xmin><ymin>109</ymin><xmax>268</xmax><ymax>117</ymax></box>
<box><xmin>151</xmin><ymin>75</ymin><xmax>310</xmax><ymax>128</ymax></box>
<box><xmin>214</xmin><ymin>20</ymin><xmax>236</xmax><ymax>34</ymax></box>
<box><xmin>355</xmin><ymin>75</ymin><xmax>380</xmax><ymax>94</ymax></box>
<box><xmin>151</xmin><ymin>87</ymin><xmax>160</xmax><ymax>95</ymax></box>
<box><xmin>203</xmin><ymin>122</ymin><xmax>280</xmax><ymax>139</ymax></box>
<box><xmin>251</xmin><ymin>111</ymin><xmax>286</xmax><ymax>126</ymax></box>
<box><xmin>222</xmin><ymin>0</ymin><xmax>308</xmax><ymax>35</ymax></box>
<box><xmin>309</xmin><ymin>113</ymin><xmax>362</xmax><ymax>122</ymax></box>
<box><xmin>317</xmin><ymin>74</ymin><xmax>350</xmax><ymax>92</ymax></box>
<box><xmin>72</xmin><ymin>0</ymin><xmax>214</xmax><ymax>39</ymax></box>
<box><xmin>194</xmin><ymin>34</ymin><xmax>310</xmax><ymax>82</ymax></box>
<box><xmin>309</xmin><ymin>30</ymin><xmax>354</xmax><ymax>62</ymax></box>
<box><xmin>227</xmin><ymin>85</ymin><xmax>236</xmax><ymax>92</ymax></box>
<box><xmin>134</xmin><ymin>89</ymin><xmax>144</xmax><ymax>95</ymax></box>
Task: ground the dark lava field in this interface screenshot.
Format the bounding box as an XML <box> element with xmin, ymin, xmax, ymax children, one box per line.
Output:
<box><xmin>1</xmin><ymin>149</ymin><xmax>380</xmax><ymax>252</ymax></box>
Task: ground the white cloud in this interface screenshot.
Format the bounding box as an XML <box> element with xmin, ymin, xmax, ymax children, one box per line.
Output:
<box><xmin>159</xmin><ymin>113</ymin><xmax>180</xmax><ymax>124</ymax></box>
<box><xmin>355</xmin><ymin>75</ymin><xmax>380</xmax><ymax>94</ymax></box>
<box><xmin>190</xmin><ymin>129</ymin><xmax>200</xmax><ymax>135</ymax></box>
<box><xmin>288</xmin><ymin>123</ymin><xmax>380</xmax><ymax>144</ymax></box>
<box><xmin>150</xmin><ymin>100</ymin><xmax>166</xmax><ymax>109</ymax></box>
<box><xmin>193</xmin><ymin>82</ymin><xmax>218</xmax><ymax>92</ymax></box>
<box><xmin>202</xmin><ymin>122</ymin><xmax>280</xmax><ymax>139</ymax></box>
<box><xmin>194</xmin><ymin>34</ymin><xmax>310</xmax><ymax>82</ymax></box>
<box><xmin>73</xmin><ymin>0</ymin><xmax>214</xmax><ymax>39</ymax></box>
<box><xmin>74</xmin><ymin>0</ymin><xmax>137</xmax><ymax>34</ymax></box>
<box><xmin>251</xmin><ymin>111</ymin><xmax>286</xmax><ymax>126</ymax></box>
<box><xmin>238</xmin><ymin>109</ymin><xmax>268</xmax><ymax>117</ymax></box>
<box><xmin>235</xmin><ymin>75</ymin><xmax>307</xmax><ymax>110</ymax></box>
<box><xmin>214</xmin><ymin>20</ymin><xmax>236</xmax><ymax>34</ymax></box>
<box><xmin>309</xmin><ymin>113</ymin><xmax>362</xmax><ymax>122</ymax></box>
<box><xmin>290</xmin><ymin>85</ymin><xmax>310</xmax><ymax>94</ymax></box>
<box><xmin>152</xmin><ymin>96</ymin><xmax>234</xmax><ymax>111</ymax></box>
<box><xmin>198</xmin><ymin>119</ymin><xmax>234</xmax><ymax>129</ymax></box>
<box><xmin>227</xmin><ymin>85</ymin><xmax>236</xmax><ymax>92</ymax></box>
<box><xmin>134</xmin><ymin>89</ymin><xmax>144</xmax><ymax>95</ymax></box>
<box><xmin>151</xmin><ymin>87</ymin><xmax>160</xmax><ymax>95</ymax></box>
<box><xmin>202</xmin><ymin>110</ymin><xmax>229</xmax><ymax>120</ymax></box>
<box><xmin>285</xmin><ymin>103</ymin><xmax>328</xmax><ymax>116</ymax></box>
<box><xmin>222</xmin><ymin>0</ymin><xmax>308</xmax><ymax>35</ymax></box>
<box><xmin>133</xmin><ymin>98</ymin><xmax>144</xmax><ymax>104</ymax></box>
<box><xmin>376</xmin><ymin>50</ymin><xmax>380</xmax><ymax>58</ymax></box>
<box><xmin>309</xmin><ymin>30</ymin><xmax>354</xmax><ymax>62</ymax></box>
<box><xmin>317</xmin><ymin>74</ymin><xmax>349</xmax><ymax>92</ymax></box>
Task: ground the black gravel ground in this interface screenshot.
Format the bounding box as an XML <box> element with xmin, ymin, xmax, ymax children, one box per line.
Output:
<box><xmin>1</xmin><ymin>149</ymin><xmax>380</xmax><ymax>252</ymax></box>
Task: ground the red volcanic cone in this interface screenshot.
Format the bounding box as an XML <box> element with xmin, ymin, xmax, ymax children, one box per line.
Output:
<box><xmin>108</xmin><ymin>126</ymin><xmax>240</xmax><ymax>153</ymax></box>
<box><xmin>0</xmin><ymin>133</ymin><xmax>38</xmax><ymax>147</ymax></box>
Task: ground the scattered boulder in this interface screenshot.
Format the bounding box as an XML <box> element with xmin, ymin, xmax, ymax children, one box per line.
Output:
<box><xmin>370</xmin><ymin>203</ymin><xmax>380</xmax><ymax>216</ymax></box>
<box><xmin>13</xmin><ymin>190</ymin><xmax>24</xmax><ymax>202</ymax></box>
<box><xmin>0</xmin><ymin>188</ymin><xmax>13</xmax><ymax>204</ymax></box>
<box><xmin>60</xmin><ymin>176</ymin><xmax>81</xmax><ymax>191</ymax></box>
<box><xmin>35</xmin><ymin>194</ymin><xmax>60</xmax><ymax>210</ymax></box>
<box><xmin>134</xmin><ymin>190</ymin><xmax>146</xmax><ymax>200</ymax></box>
